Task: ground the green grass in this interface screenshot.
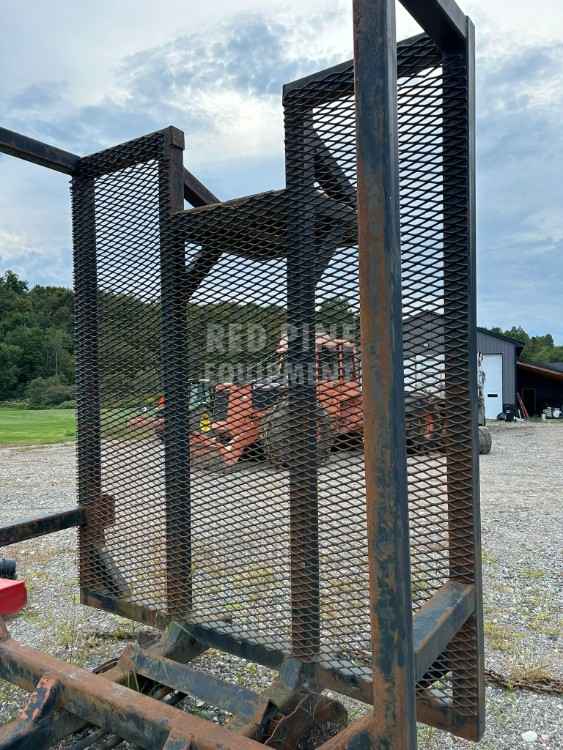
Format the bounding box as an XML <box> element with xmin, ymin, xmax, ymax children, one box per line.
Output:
<box><xmin>0</xmin><ymin>409</ymin><xmax>76</xmax><ymax>445</ymax></box>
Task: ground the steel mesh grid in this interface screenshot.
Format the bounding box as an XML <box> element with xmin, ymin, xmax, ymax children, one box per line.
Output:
<box><xmin>73</xmin><ymin>131</ymin><xmax>187</xmax><ymax>613</ymax></box>
<box><xmin>70</xmin><ymin>32</ymin><xmax>481</xmax><ymax>726</ymax></box>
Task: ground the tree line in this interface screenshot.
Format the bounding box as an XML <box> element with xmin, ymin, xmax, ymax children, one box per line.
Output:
<box><xmin>1</xmin><ymin>270</ymin><xmax>561</xmax><ymax>405</ymax></box>
<box><xmin>484</xmin><ymin>326</ymin><xmax>563</xmax><ymax>364</ymax></box>
<box><xmin>0</xmin><ymin>271</ymin><xmax>74</xmax><ymax>404</ymax></box>
<box><xmin>0</xmin><ymin>271</ymin><xmax>358</xmax><ymax>406</ymax></box>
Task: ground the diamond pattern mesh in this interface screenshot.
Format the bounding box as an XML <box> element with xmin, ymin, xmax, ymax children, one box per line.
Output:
<box><xmin>72</xmin><ymin>33</ymin><xmax>480</xmax><ymax>728</ymax></box>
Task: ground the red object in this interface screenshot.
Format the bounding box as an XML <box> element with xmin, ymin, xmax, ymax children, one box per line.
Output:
<box><xmin>0</xmin><ymin>578</ymin><xmax>27</xmax><ymax>615</ymax></box>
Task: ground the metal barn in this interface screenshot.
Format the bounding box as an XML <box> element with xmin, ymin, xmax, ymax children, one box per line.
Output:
<box><xmin>476</xmin><ymin>329</ymin><xmax>523</xmax><ymax>419</ymax></box>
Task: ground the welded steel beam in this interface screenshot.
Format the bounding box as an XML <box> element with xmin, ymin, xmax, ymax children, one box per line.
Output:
<box><xmin>353</xmin><ymin>0</ymin><xmax>416</xmax><ymax>748</ymax></box>
<box><xmin>415</xmin><ymin>689</ymin><xmax>479</xmax><ymax>741</ymax></box>
<box><xmin>313</xmin><ymin>133</ymin><xmax>356</xmax><ymax>207</ymax></box>
<box><xmin>283</xmin><ymin>32</ymin><xmax>438</xmax><ymax>105</ymax></box>
<box><xmin>441</xmin><ymin>14</ymin><xmax>485</xmax><ymax>741</ymax></box>
<box><xmin>82</xmin><ymin>579</ymin><xmax>475</xmax><ymax>707</ymax></box>
<box><xmin>123</xmin><ymin>645</ymin><xmax>259</xmax><ymax>721</ymax></box>
<box><xmin>0</xmin><ymin>580</ymin><xmax>475</xmax><ymax>745</ymax></box>
<box><xmin>284</xmin><ymin>111</ymin><xmax>321</xmax><ymax>662</ymax></box>
<box><xmin>399</xmin><ymin>0</ymin><xmax>467</xmax><ymax>52</ymax></box>
<box><xmin>0</xmin><ymin>125</ymin><xmax>219</xmax><ymax>209</ymax></box>
<box><xmin>72</xmin><ymin>171</ymin><xmax>102</xmax><ymax>595</ymax></box>
<box><xmin>0</xmin><ymin>509</ymin><xmax>84</xmax><ymax>547</ymax></box>
<box><xmin>413</xmin><ymin>582</ymin><xmax>475</xmax><ymax>680</ymax></box>
<box><xmin>35</xmin><ymin>620</ymin><xmax>208</xmax><ymax>746</ymax></box>
<box><xmin>0</xmin><ymin>674</ymin><xmax>62</xmax><ymax>750</ymax></box>
<box><xmin>0</xmin><ymin>127</ymin><xmax>79</xmax><ymax>175</ymax></box>
<box><xmin>0</xmin><ymin>630</ymin><xmax>264</xmax><ymax>750</ymax></box>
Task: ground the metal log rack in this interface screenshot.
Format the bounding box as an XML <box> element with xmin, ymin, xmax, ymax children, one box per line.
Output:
<box><xmin>0</xmin><ymin>1</ymin><xmax>484</xmax><ymax>748</ymax></box>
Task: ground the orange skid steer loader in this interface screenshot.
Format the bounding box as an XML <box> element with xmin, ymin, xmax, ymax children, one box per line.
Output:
<box><xmin>166</xmin><ymin>334</ymin><xmax>443</xmax><ymax>472</ymax></box>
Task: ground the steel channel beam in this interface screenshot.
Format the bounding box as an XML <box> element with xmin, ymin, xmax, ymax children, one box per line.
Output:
<box><xmin>0</xmin><ymin>633</ymin><xmax>265</xmax><ymax>750</ymax></box>
<box><xmin>0</xmin><ymin>581</ymin><xmax>473</xmax><ymax>745</ymax></box>
<box><xmin>0</xmin><ymin>509</ymin><xmax>84</xmax><ymax>547</ymax></box>
<box><xmin>0</xmin><ymin>125</ymin><xmax>217</xmax><ymax>208</ymax></box>
<box><xmin>353</xmin><ymin>0</ymin><xmax>417</xmax><ymax>747</ymax></box>
<box><xmin>82</xmin><ymin>588</ymin><xmax>170</xmax><ymax>629</ymax></box>
<box><xmin>82</xmin><ymin>579</ymin><xmax>473</xmax><ymax>707</ymax></box>
<box><xmin>398</xmin><ymin>0</ymin><xmax>467</xmax><ymax>52</ymax></box>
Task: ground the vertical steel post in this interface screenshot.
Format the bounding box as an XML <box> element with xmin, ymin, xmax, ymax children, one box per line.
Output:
<box><xmin>284</xmin><ymin>110</ymin><xmax>321</xmax><ymax>662</ymax></box>
<box><xmin>158</xmin><ymin>127</ymin><xmax>193</xmax><ymax>621</ymax></box>
<box><xmin>353</xmin><ymin>0</ymin><xmax>417</xmax><ymax>747</ymax></box>
<box><xmin>72</xmin><ymin>174</ymin><xmax>102</xmax><ymax>594</ymax></box>
<box><xmin>443</xmin><ymin>17</ymin><xmax>485</xmax><ymax>738</ymax></box>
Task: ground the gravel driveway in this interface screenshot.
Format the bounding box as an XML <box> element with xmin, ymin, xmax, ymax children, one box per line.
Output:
<box><xmin>0</xmin><ymin>422</ymin><xmax>561</xmax><ymax>748</ymax></box>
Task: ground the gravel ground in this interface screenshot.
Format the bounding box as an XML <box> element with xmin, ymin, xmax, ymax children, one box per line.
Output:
<box><xmin>0</xmin><ymin>422</ymin><xmax>561</xmax><ymax>748</ymax></box>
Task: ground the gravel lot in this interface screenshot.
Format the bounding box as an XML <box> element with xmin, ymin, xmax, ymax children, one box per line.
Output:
<box><xmin>0</xmin><ymin>421</ymin><xmax>561</xmax><ymax>748</ymax></box>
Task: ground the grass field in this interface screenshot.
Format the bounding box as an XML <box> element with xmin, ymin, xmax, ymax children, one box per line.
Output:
<box><xmin>0</xmin><ymin>409</ymin><xmax>76</xmax><ymax>445</ymax></box>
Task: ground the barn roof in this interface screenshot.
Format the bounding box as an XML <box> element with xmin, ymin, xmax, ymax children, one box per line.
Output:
<box><xmin>517</xmin><ymin>361</ymin><xmax>563</xmax><ymax>381</ymax></box>
<box><xmin>476</xmin><ymin>327</ymin><xmax>525</xmax><ymax>351</ymax></box>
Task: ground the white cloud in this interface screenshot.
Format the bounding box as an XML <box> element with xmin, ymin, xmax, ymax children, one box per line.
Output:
<box><xmin>2</xmin><ymin>0</ymin><xmax>563</xmax><ymax>341</ymax></box>
<box><xmin>191</xmin><ymin>89</ymin><xmax>283</xmax><ymax>162</ymax></box>
<box><xmin>0</xmin><ymin>230</ymin><xmax>28</xmax><ymax>260</ymax></box>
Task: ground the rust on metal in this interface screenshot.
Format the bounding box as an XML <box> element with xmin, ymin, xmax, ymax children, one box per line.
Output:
<box><xmin>353</xmin><ymin>0</ymin><xmax>416</xmax><ymax>746</ymax></box>
<box><xmin>0</xmin><ymin>1</ymin><xmax>481</xmax><ymax>747</ymax></box>
<box><xmin>18</xmin><ymin>674</ymin><xmax>62</xmax><ymax>723</ymax></box>
<box><xmin>0</xmin><ymin>631</ymin><xmax>265</xmax><ymax>750</ymax></box>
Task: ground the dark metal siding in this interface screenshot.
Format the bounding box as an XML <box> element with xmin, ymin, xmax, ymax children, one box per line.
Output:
<box><xmin>477</xmin><ymin>331</ymin><xmax>517</xmax><ymax>406</ymax></box>
<box><xmin>401</xmin><ymin>317</ymin><xmax>518</xmax><ymax>407</ymax></box>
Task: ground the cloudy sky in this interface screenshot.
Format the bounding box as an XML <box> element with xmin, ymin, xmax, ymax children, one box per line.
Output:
<box><xmin>1</xmin><ymin>0</ymin><xmax>562</xmax><ymax>340</ymax></box>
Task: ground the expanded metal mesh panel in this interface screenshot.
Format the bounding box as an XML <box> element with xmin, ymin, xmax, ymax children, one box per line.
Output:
<box><xmin>72</xmin><ymin>131</ymin><xmax>192</xmax><ymax>616</ymax></box>
<box><xmin>397</xmin><ymin>41</ymin><xmax>481</xmax><ymax>718</ymax></box>
<box><xmin>72</xmin><ymin>33</ymin><xmax>479</xmax><ymax>726</ymax></box>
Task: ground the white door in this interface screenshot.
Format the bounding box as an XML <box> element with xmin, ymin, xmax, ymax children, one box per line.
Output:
<box><xmin>482</xmin><ymin>354</ymin><xmax>503</xmax><ymax>419</ymax></box>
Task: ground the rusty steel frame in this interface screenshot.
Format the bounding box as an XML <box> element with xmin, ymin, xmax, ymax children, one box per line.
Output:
<box><xmin>0</xmin><ymin>1</ymin><xmax>482</xmax><ymax>748</ymax></box>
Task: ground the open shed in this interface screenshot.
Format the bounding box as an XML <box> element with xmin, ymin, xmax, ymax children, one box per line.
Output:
<box><xmin>517</xmin><ymin>361</ymin><xmax>563</xmax><ymax>416</ymax></box>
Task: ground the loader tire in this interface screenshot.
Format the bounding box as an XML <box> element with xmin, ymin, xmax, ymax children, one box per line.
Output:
<box><xmin>478</xmin><ymin>426</ymin><xmax>492</xmax><ymax>455</ymax></box>
<box><xmin>263</xmin><ymin>400</ymin><xmax>333</xmax><ymax>469</ymax></box>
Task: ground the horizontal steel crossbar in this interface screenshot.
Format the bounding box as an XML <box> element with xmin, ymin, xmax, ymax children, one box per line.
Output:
<box><xmin>83</xmin><ymin>582</ymin><xmax>475</xmax><ymax>705</ymax></box>
<box><xmin>0</xmin><ymin>626</ymin><xmax>263</xmax><ymax>750</ymax></box>
<box><xmin>123</xmin><ymin>644</ymin><xmax>260</xmax><ymax>720</ymax></box>
<box><xmin>0</xmin><ymin>127</ymin><xmax>79</xmax><ymax>175</ymax></box>
<box><xmin>0</xmin><ymin>126</ymin><xmax>218</xmax><ymax>207</ymax></box>
<box><xmin>0</xmin><ymin>509</ymin><xmax>84</xmax><ymax>547</ymax></box>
